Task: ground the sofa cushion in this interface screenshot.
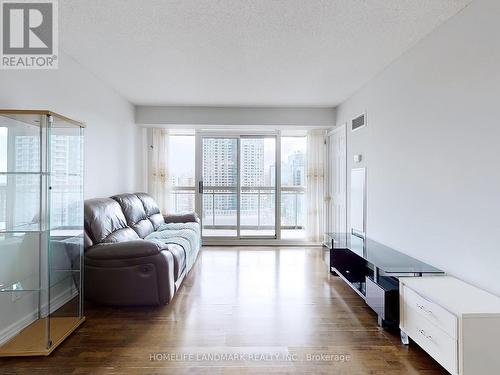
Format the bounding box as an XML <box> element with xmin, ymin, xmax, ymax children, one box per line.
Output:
<box><xmin>164</xmin><ymin>213</ymin><xmax>198</xmax><ymax>224</ymax></box>
<box><xmin>165</xmin><ymin>243</ymin><xmax>186</xmax><ymax>281</ymax></box>
<box><xmin>150</xmin><ymin>223</ymin><xmax>200</xmax><ymax>257</ymax></box>
<box><xmin>84</xmin><ymin>198</ymin><xmax>139</xmax><ymax>244</ymax></box>
<box><xmin>146</xmin><ymin>224</ymin><xmax>199</xmax><ymax>273</ymax></box>
<box><xmin>112</xmin><ymin>193</ymin><xmax>154</xmax><ymax>238</ymax></box>
<box><xmin>85</xmin><ymin>240</ymin><xmax>166</xmax><ymax>260</ymax></box>
<box><xmin>135</xmin><ymin>192</ymin><xmax>165</xmax><ymax>230</ymax></box>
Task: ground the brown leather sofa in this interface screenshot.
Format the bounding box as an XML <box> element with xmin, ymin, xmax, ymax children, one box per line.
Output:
<box><xmin>84</xmin><ymin>192</ymin><xmax>200</xmax><ymax>306</ymax></box>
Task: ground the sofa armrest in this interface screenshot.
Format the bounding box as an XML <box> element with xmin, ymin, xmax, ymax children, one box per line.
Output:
<box><xmin>85</xmin><ymin>240</ymin><xmax>167</xmax><ymax>260</ymax></box>
<box><xmin>163</xmin><ymin>212</ymin><xmax>200</xmax><ymax>224</ymax></box>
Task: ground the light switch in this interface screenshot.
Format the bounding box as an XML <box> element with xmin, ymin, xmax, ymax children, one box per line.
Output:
<box><xmin>354</xmin><ymin>154</ymin><xmax>362</xmax><ymax>163</ymax></box>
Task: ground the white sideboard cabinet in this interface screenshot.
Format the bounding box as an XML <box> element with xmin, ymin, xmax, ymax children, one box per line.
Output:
<box><xmin>400</xmin><ymin>276</ymin><xmax>500</xmax><ymax>375</ymax></box>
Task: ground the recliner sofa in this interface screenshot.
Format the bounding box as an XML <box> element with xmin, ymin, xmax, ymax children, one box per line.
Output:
<box><xmin>84</xmin><ymin>192</ymin><xmax>200</xmax><ymax>306</ymax></box>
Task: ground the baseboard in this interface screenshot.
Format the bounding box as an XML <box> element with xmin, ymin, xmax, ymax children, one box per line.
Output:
<box><xmin>202</xmin><ymin>240</ymin><xmax>322</xmax><ymax>246</ymax></box>
<box><xmin>0</xmin><ymin>288</ymin><xmax>79</xmax><ymax>346</ymax></box>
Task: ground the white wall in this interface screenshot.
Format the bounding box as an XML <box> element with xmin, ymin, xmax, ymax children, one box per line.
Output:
<box><xmin>0</xmin><ymin>52</ymin><xmax>142</xmax><ymax>198</ymax></box>
<box><xmin>136</xmin><ymin>105</ymin><xmax>336</xmax><ymax>127</ymax></box>
<box><xmin>0</xmin><ymin>52</ymin><xmax>144</xmax><ymax>343</ymax></box>
<box><xmin>336</xmin><ymin>0</ymin><xmax>500</xmax><ymax>296</ymax></box>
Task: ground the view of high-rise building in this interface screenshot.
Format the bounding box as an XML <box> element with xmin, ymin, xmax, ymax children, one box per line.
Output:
<box><xmin>0</xmin><ymin>126</ymin><xmax>82</xmax><ymax>231</ymax></box>
<box><xmin>240</xmin><ymin>138</ymin><xmax>275</xmax><ymax>235</ymax></box>
<box><xmin>50</xmin><ymin>134</ymin><xmax>83</xmax><ymax>228</ymax></box>
<box><xmin>280</xmin><ymin>137</ymin><xmax>307</xmax><ymax>237</ymax></box>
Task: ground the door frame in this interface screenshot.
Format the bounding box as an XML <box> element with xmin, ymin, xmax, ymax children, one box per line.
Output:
<box><xmin>195</xmin><ymin>130</ymin><xmax>281</xmax><ymax>244</ymax></box>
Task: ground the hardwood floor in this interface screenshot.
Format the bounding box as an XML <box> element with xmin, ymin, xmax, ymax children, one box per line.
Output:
<box><xmin>0</xmin><ymin>247</ymin><xmax>447</xmax><ymax>374</ymax></box>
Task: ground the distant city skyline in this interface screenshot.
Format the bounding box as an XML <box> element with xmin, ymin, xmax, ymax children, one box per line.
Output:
<box><xmin>167</xmin><ymin>135</ymin><xmax>306</xmax><ymax>188</ymax></box>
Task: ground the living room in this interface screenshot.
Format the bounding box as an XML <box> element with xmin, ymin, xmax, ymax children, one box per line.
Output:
<box><xmin>1</xmin><ymin>0</ymin><xmax>500</xmax><ymax>374</ymax></box>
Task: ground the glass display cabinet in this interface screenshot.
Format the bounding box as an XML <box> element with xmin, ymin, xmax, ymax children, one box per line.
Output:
<box><xmin>0</xmin><ymin>110</ymin><xmax>85</xmax><ymax>356</ymax></box>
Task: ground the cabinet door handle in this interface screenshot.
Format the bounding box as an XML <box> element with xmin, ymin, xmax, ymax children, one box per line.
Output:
<box><xmin>416</xmin><ymin>303</ymin><xmax>433</xmax><ymax>315</ymax></box>
<box><xmin>418</xmin><ymin>329</ymin><xmax>432</xmax><ymax>341</ymax></box>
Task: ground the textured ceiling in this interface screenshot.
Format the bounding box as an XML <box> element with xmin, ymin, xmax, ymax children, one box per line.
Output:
<box><xmin>60</xmin><ymin>0</ymin><xmax>472</xmax><ymax>106</ymax></box>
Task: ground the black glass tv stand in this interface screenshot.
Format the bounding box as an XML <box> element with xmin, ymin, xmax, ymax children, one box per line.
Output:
<box><xmin>326</xmin><ymin>233</ymin><xmax>444</xmax><ymax>327</ymax></box>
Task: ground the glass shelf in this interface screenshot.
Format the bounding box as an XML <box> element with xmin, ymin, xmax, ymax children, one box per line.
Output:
<box><xmin>0</xmin><ymin>270</ymin><xmax>80</xmax><ymax>293</ymax></box>
<box><xmin>0</xmin><ymin>227</ymin><xmax>41</xmax><ymax>233</ymax></box>
<box><xmin>0</xmin><ymin>172</ymin><xmax>82</xmax><ymax>176</ymax></box>
<box><xmin>0</xmin><ymin>225</ymin><xmax>84</xmax><ymax>238</ymax></box>
<box><xmin>0</xmin><ymin>172</ymin><xmax>44</xmax><ymax>176</ymax></box>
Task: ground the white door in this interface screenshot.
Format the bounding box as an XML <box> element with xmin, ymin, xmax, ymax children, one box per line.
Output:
<box><xmin>327</xmin><ymin>125</ymin><xmax>347</xmax><ymax>233</ymax></box>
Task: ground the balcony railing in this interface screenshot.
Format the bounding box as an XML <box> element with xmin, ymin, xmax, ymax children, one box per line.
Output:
<box><xmin>0</xmin><ymin>184</ymin><xmax>5</xmax><ymax>230</ymax></box>
<box><xmin>168</xmin><ymin>186</ymin><xmax>305</xmax><ymax>231</ymax></box>
<box><xmin>169</xmin><ymin>186</ymin><xmax>196</xmax><ymax>213</ymax></box>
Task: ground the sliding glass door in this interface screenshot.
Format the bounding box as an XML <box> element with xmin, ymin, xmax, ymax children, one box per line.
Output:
<box><xmin>239</xmin><ymin>136</ymin><xmax>276</xmax><ymax>237</ymax></box>
<box><xmin>200</xmin><ymin>136</ymin><xmax>239</xmax><ymax>238</ymax></box>
<box><xmin>197</xmin><ymin>134</ymin><xmax>277</xmax><ymax>240</ymax></box>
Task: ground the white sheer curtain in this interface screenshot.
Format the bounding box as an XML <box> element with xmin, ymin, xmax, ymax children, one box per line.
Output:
<box><xmin>306</xmin><ymin>129</ymin><xmax>326</xmax><ymax>242</ymax></box>
<box><xmin>149</xmin><ymin>128</ymin><xmax>171</xmax><ymax>214</ymax></box>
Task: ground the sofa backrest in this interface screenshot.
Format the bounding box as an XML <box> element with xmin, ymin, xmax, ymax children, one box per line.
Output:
<box><xmin>111</xmin><ymin>193</ymin><xmax>157</xmax><ymax>238</ymax></box>
<box><xmin>84</xmin><ymin>198</ymin><xmax>140</xmax><ymax>246</ymax></box>
<box><xmin>135</xmin><ymin>192</ymin><xmax>165</xmax><ymax>230</ymax></box>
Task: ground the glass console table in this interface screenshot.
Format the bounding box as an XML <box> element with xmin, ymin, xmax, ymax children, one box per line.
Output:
<box><xmin>326</xmin><ymin>232</ymin><xmax>444</xmax><ymax>326</ymax></box>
